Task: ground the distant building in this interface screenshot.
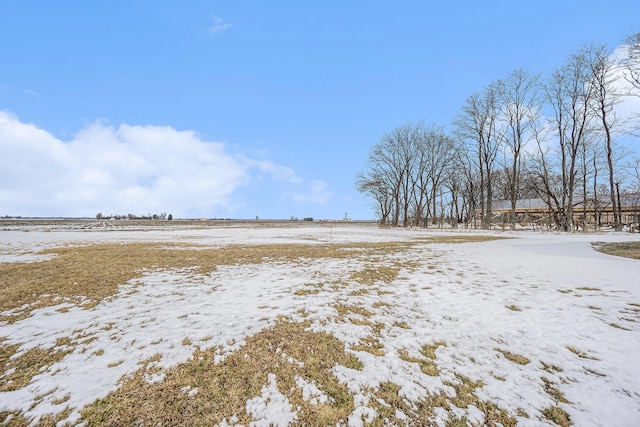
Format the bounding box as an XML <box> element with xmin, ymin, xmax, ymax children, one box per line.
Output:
<box><xmin>483</xmin><ymin>193</ymin><xmax>640</xmax><ymax>230</ymax></box>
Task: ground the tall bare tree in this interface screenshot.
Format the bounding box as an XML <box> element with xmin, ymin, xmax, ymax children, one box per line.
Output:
<box><xmin>497</xmin><ymin>68</ymin><xmax>542</xmax><ymax>230</ymax></box>
<box><xmin>454</xmin><ymin>84</ymin><xmax>502</xmax><ymax>229</ymax></box>
<box><xmin>358</xmin><ymin>122</ymin><xmax>421</xmax><ymax>227</ymax></box>
<box><xmin>544</xmin><ymin>49</ymin><xmax>597</xmax><ymax>231</ymax></box>
<box><xmin>587</xmin><ymin>44</ymin><xmax>626</xmax><ymax>229</ymax></box>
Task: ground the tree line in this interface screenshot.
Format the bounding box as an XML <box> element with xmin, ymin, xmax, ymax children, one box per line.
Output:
<box><xmin>96</xmin><ymin>212</ymin><xmax>173</xmax><ymax>221</ymax></box>
<box><xmin>357</xmin><ymin>34</ymin><xmax>640</xmax><ymax>231</ymax></box>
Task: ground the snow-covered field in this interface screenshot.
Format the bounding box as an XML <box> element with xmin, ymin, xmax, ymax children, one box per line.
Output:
<box><xmin>1</xmin><ymin>223</ymin><xmax>639</xmax><ymax>426</ymax></box>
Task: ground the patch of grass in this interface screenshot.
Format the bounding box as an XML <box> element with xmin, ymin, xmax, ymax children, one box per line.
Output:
<box><xmin>566</xmin><ymin>346</ymin><xmax>600</xmax><ymax>360</ymax></box>
<box><xmin>421</xmin><ymin>341</ymin><xmax>446</xmax><ymax>360</ymax></box>
<box><xmin>368</xmin><ymin>381</ymin><xmax>411</xmax><ymax>423</ymax></box>
<box><xmin>506</xmin><ymin>304</ymin><xmax>522</xmax><ymax>311</ymax></box>
<box><xmin>542</xmin><ymin>405</ymin><xmax>571</xmax><ymax>427</ymax></box>
<box><xmin>393</xmin><ymin>321</ymin><xmax>411</xmax><ymax>329</ymax></box>
<box><xmin>80</xmin><ymin>320</ymin><xmax>360</xmax><ymax>426</ymax></box>
<box><xmin>576</xmin><ymin>286</ymin><xmax>601</xmax><ymax>291</ymax></box>
<box><xmin>609</xmin><ymin>323</ymin><xmax>631</xmax><ymax>331</ymax></box>
<box><xmin>496</xmin><ymin>348</ymin><xmax>530</xmax><ymax>365</ymax></box>
<box><xmin>0</xmin><ymin>241</ymin><xmax>416</xmax><ymax>322</ymax></box>
<box><xmin>584</xmin><ymin>368</ymin><xmax>606</xmax><ymax>377</ymax></box>
<box><xmin>294</xmin><ymin>282</ymin><xmax>323</xmax><ymax>296</ymax></box>
<box><xmin>447</xmin><ymin>374</ymin><xmax>484</xmax><ymax>408</ymax></box>
<box><xmin>541</xmin><ymin>362</ymin><xmax>563</xmax><ymax>373</ymax></box>
<box><xmin>0</xmin><ymin>341</ymin><xmax>73</xmax><ymax>392</ymax></box>
<box><xmin>592</xmin><ymin>241</ymin><xmax>640</xmax><ymax>260</ymax></box>
<box><xmin>333</xmin><ymin>303</ymin><xmax>372</xmax><ymax>318</ymax></box>
<box><xmin>366</xmin><ymin>374</ymin><xmax>517</xmax><ymax>427</ymax></box>
<box><xmin>398</xmin><ymin>341</ymin><xmax>446</xmax><ymax>377</ymax></box>
<box><xmin>412</xmin><ymin>373</ymin><xmax>516</xmax><ymax>427</ymax></box>
<box><xmin>294</xmin><ymin>288</ymin><xmax>321</xmax><ymax>296</ymax></box>
<box><xmin>352</xmin><ymin>335</ymin><xmax>385</xmax><ymax>356</ymax></box>
<box><xmin>542</xmin><ymin>377</ymin><xmax>569</xmax><ymax>403</ymax></box>
<box><xmin>0</xmin><ymin>411</ymin><xmax>30</xmax><ymax>426</ymax></box>
<box><xmin>350</xmin><ymin>265</ymin><xmax>399</xmax><ymax>285</ymax></box>
<box><xmin>52</xmin><ymin>394</ymin><xmax>71</xmax><ymax>405</ymax></box>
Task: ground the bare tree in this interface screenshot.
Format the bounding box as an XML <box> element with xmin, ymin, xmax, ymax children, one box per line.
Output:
<box><xmin>622</xmin><ymin>32</ymin><xmax>640</xmax><ymax>91</ymax></box>
<box><xmin>544</xmin><ymin>49</ymin><xmax>597</xmax><ymax>231</ymax></box>
<box><xmin>416</xmin><ymin>126</ymin><xmax>457</xmax><ymax>227</ymax></box>
<box><xmin>356</xmin><ymin>170</ymin><xmax>393</xmax><ymax>225</ymax></box>
<box><xmin>454</xmin><ymin>84</ymin><xmax>503</xmax><ymax>229</ymax></box>
<box><xmin>587</xmin><ymin>44</ymin><xmax>627</xmax><ymax>229</ymax></box>
<box><xmin>497</xmin><ymin>68</ymin><xmax>542</xmax><ymax>230</ymax></box>
<box><xmin>358</xmin><ymin>122</ymin><xmax>422</xmax><ymax>227</ymax></box>
<box><xmin>359</xmin><ymin>122</ymin><xmax>457</xmax><ymax>227</ymax></box>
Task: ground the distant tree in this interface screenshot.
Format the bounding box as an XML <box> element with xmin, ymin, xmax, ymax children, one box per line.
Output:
<box><xmin>96</xmin><ymin>212</ymin><xmax>103</xmax><ymax>220</ymax></box>
<box><xmin>413</xmin><ymin>124</ymin><xmax>457</xmax><ymax>227</ymax></box>
<box><xmin>356</xmin><ymin>170</ymin><xmax>393</xmax><ymax>225</ymax></box>
<box><xmin>357</xmin><ymin>123</ymin><xmax>415</xmax><ymax>227</ymax></box>
<box><xmin>168</xmin><ymin>214</ymin><xmax>173</xmax><ymax>221</ymax></box>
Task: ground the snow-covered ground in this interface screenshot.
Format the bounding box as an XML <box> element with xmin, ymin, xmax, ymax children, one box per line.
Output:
<box><xmin>1</xmin><ymin>224</ymin><xmax>639</xmax><ymax>426</ymax></box>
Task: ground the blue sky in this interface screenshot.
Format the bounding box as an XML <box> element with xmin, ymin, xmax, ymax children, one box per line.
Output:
<box><xmin>1</xmin><ymin>1</ymin><xmax>638</xmax><ymax>219</ymax></box>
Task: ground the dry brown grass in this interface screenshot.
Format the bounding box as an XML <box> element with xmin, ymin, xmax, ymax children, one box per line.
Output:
<box><xmin>350</xmin><ymin>265</ymin><xmax>400</xmax><ymax>285</ymax></box>
<box><xmin>592</xmin><ymin>241</ymin><xmax>640</xmax><ymax>260</ymax></box>
<box><xmin>609</xmin><ymin>322</ymin><xmax>632</xmax><ymax>331</ymax></box>
<box><xmin>363</xmin><ymin>374</ymin><xmax>516</xmax><ymax>426</ymax></box>
<box><xmin>333</xmin><ymin>303</ymin><xmax>373</xmax><ymax>319</ymax></box>
<box><xmin>0</xmin><ymin>234</ymin><xmax>528</xmax><ymax>425</ymax></box>
<box><xmin>541</xmin><ymin>361</ymin><xmax>563</xmax><ymax>374</ymax></box>
<box><xmin>542</xmin><ymin>377</ymin><xmax>569</xmax><ymax>403</ymax></box>
<box><xmin>80</xmin><ymin>320</ymin><xmax>361</xmax><ymax>426</ymax></box>
<box><xmin>496</xmin><ymin>348</ymin><xmax>531</xmax><ymax>365</ymax></box>
<box><xmin>352</xmin><ymin>335</ymin><xmax>385</xmax><ymax>356</ymax></box>
<box><xmin>398</xmin><ymin>341</ymin><xmax>446</xmax><ymax>377</ymax></box>
<box><xmin>566</xmin><ymin>346</ymin><xmax>600</xmax><ymax>360</ymax></box>
<box><xmin>542</xmin><ymin>405</ymin><xmax>571</xmax><ymax>426</ymax></box>
<box><xmin>0</xmin><ymin>411</ymin><xmax>29</xmax><ymax>426</ymax></box>
<box><xmin>0</xmin><ymin>338</ymin><xmax>73</xmax><ymax>392</ymax></box>
<box><xmin>0</xmin><ymin>241</ymin><xmax>414</xmax><ymax>322</ymax></box>
<box><xmin>411</xmin><ymin>373</ymin><xmax>516</xmax><ymax>427</ymax></box>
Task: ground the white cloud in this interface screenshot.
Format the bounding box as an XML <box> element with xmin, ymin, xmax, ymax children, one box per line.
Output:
<box><xmin>242</xmin><ymin>158</ymin><xmax>302</xmax><ymax>184</ymax></box>
<box><xmin>207</xmin><ymin>16</ymin><xmax>233</xmax><ymax>34</ymax></box>
<box><xmin>0</xmin><ymin>112</ymin><xmax>302</xmax><ymax>218</ymax></box>
<box><xmin>292</xmin><ymin>180</ymin><xmax>332</xmax><ymax>204</ymax></box>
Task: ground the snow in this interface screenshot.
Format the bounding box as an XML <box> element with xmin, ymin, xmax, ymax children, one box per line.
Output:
<box><xmin>1</xmin><ymin>224</ymin><xmax>639</xmax><ymax>426</ymax></box>
<box><xmin>246</xmin><ymin>373</ymin><xmax>297</xmax><ymax>427</ymax></box>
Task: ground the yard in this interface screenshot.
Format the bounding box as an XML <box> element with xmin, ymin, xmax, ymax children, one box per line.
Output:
<box><xmin>1</xmin><ymin>222</ymin><xmax>639</xmax><ymax>426</ymax></box>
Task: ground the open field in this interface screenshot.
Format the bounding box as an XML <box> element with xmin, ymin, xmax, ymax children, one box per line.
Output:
<box><xmin>1</xmin><ymin>222</ymin><xmax>639</xmax><ymax>426</ymax></box>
